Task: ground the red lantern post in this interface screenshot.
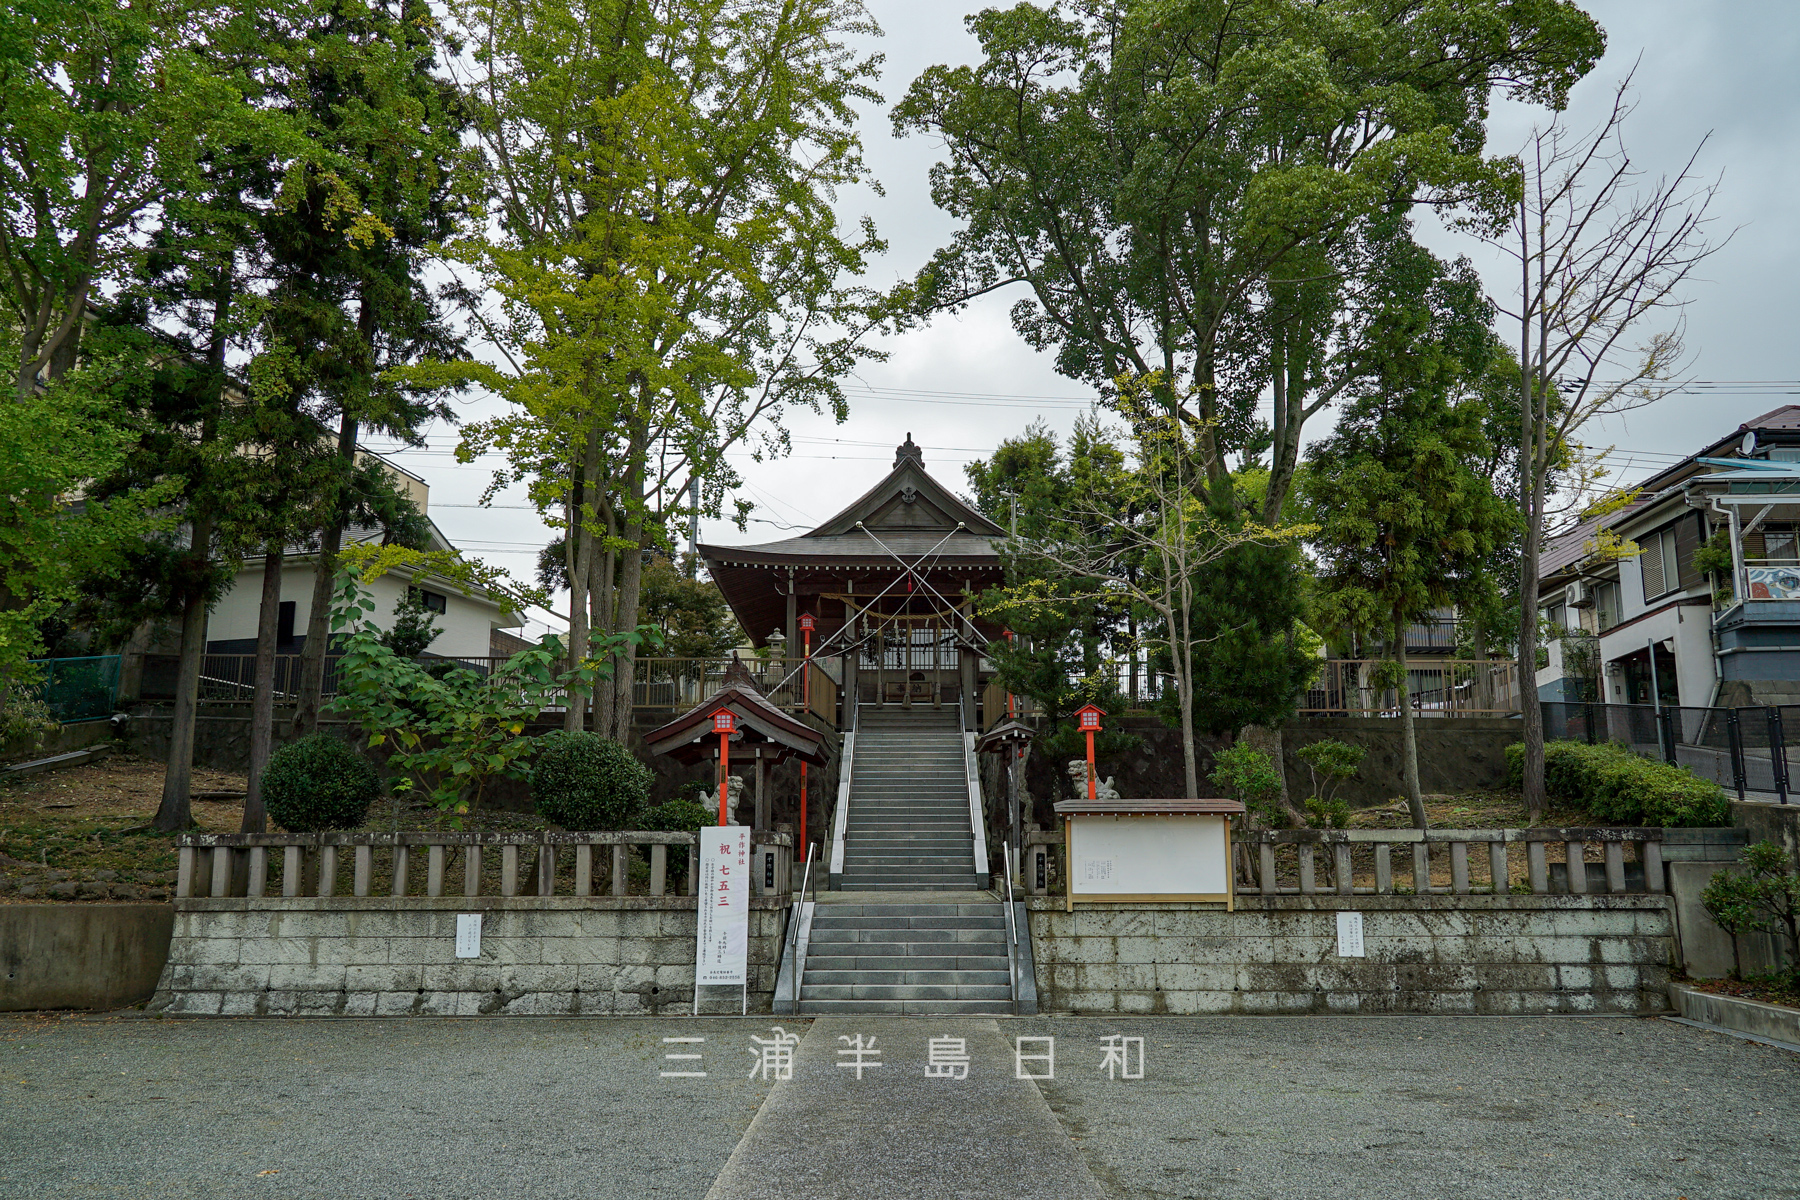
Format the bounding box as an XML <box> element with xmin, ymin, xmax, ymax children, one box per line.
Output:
<box><xmin>798</xmin><ymin>613</ymin><xmax>816</xmax><ymax>847</ymax></box>
<box><xmin>1004</xmin><ymin>629</ymin><xmax>1016</xmax><ymax>717</ymax></box>
<box><xmin>1074</xmin><ymin>704</ymin><xmax>1105</xmax><ymax>801</ymax></box>
<box><xmin>713</xmin><ymin>709</ymin><xmax>737</xmax><ymax>825</ymax></box>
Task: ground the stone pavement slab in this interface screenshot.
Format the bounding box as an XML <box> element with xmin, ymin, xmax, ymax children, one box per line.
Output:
<box><xmin>1019</xmin><ymin>1014</ymin><xmax>1800</xmax><ymax>1200</ymax></box>
<box><xmin>704</xmin><ymin>1016</ymin><xmax>1105</xmax><ymax>1200</ymax></box>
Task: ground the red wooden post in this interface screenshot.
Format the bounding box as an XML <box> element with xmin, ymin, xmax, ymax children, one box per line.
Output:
<box><xmin>713</xmin><ymin>710</ymin><xmax>737</xmax><ymax>826</ymax></box>
<box><xmin>1004</xmin><ymin>629</ymin><xmax>1016</xmax><ymax>717</ymax></box>
<box><xmin>799</xmin><ymin>614</ymin><xmax>815</xmax><ymax>848</ymax></box>
<box><xmin>1075</xmin><ymin>704</ymin><xmax>1105</xmax><ymax>801</ymax></box>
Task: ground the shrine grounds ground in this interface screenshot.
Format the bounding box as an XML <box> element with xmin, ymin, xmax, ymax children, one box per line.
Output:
<box><xmin>0</xmin><ymin>1012</ymin><xmax>1795</xmax><ymax>1199</ymax></box>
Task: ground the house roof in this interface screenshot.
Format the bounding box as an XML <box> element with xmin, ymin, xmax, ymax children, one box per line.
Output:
<box><xmin>1539</xmin><ymin>405</ymin><xmax>1800</xmax><ymax>580</ymax></box>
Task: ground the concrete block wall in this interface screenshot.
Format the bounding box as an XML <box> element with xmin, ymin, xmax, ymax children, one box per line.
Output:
<box><xmin>1</xmin><ymin>904</ymin><xmax>174</xmax><ymax>1011</ymax></box>
<box><xmin>1028</xmin><ymin>895</ymin><xmax>1673</xmax><ymax>1016</ymax></box>
<box><xmin>150</xmin><ymin>897</ymin><xmax>790</xmax><ymax>1017</ymax></box>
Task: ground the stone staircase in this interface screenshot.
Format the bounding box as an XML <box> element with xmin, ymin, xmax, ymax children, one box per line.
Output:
<box><xmin>797</xmin><ymin>704</ymin><xmax>1013</xmax><ymax>1015</ymax></box>
<box><xmin>838</xmin><ymin>705</ymin><xmax>980</xmax><ymax>891</ymax></box>
<box><xmin>798</xmin><ymin>903</ymin><xmax>1013</xmax><ymax>1014</ymax></box>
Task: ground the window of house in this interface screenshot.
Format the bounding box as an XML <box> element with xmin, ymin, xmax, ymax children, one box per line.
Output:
<box><xmin>1595</xmin><ymin>580</ymin><xmax>1621</xmax><ymax>632</ymax></box>
<box><xmin>1762</xmin><ymin>527</ymin><xmax>1799</xmax><ymax>564</ymax></box>
<box><xmin>1540</xmin><ymin>600</ymin><xmax>1568</xmax><ymax>633</ymax></box>
<box><xmin>410</xmin><ymin>587</ymin><xmax>448</xmax><ymax>614</ymax></box>
<box><xmin>277</xmin><ymin>601</ymin><xmax>296</xmax><ymax>644</ymax></box>
<box><xmin>1639</xmin><ymin>524</ymin><xmax>1681</xmax><ymax>600</ymax></box>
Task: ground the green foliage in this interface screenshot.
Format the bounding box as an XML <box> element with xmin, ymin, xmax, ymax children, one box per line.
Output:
<box><xmin>1503</xmin><ymin>741</ymin><xmax>1732</xmax><ymax>828</ymax></box>
<box><xmin>636</xmin><ymin>556</ymin><xmax>740</xmax><ymax>659</ymax></box>
<box><xmin>1296</xmin><ymin>739</ymin><xmax>1363</xmax><ymax>828</ymax></box>
<box><xmin>1209</xmin><ymin>742</ymin><xmax>1285</xmax><ymax>827</ymax></box>
<box><xmin>1702</xmin><ymin>842</ymin><xmax>1800</xmax><ymax>980</ymax></box>
<box><xmin>895</xmin><ymin>0</ymin><xmax>1602</xmax><ymax>516</ymax></box>
<box><xmin>262</xmin><ymin>734</ymin><xmax>380</xmax><ymax>832</ymax></box>
<box><xmin>324</xmin><ymin>556</ymin><xmax>654</xmax><ymax>823</ymax></box>
<box><xmin>381</xmin><ymin>590</ymin><xmax>442</xmax><ymax>659</ymax></box>
<box><xmin>1558</xmin><ymin>630</ymin><xmax>1602</xmax><ymax>702</ymax></box>
<box><xmin>642</xmin><ymin>797</ymin><xmax>716</xmax><ymax>835</ymax></box>
<box><xmin>529</xmin><ymin>731</ymin><xmax>653</xmax><ymax>830</ymax></box>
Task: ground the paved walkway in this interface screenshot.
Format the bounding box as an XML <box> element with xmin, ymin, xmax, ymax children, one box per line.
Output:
<box><xmin>704</xmin><ymin>1017</ymin><xmax>1103</xmax><ymax>1200</ymax></box>
<box><xmin>1</xmin><ymin>1013</ymin><xmax>1795</xmax><ymax>1198</ymax></box>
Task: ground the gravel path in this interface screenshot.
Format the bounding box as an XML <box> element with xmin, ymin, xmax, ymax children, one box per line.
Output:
<box><xmin>1</xmin><ymin>1012</ymin><xmax>1793</xmax><ymax>1199</ymax></box>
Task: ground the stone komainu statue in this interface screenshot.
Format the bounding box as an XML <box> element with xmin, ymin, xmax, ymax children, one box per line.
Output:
<box><xmin>1067</xmin><ymin>759</ymin><xmax>1120</xmax><ymax>800</ymax></box>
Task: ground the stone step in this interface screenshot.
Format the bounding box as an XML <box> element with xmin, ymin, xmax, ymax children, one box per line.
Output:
<box><xmin>799</xmin><ymin>983</ymin><xmax>1014</xmax><ymax>1002</ymax></box>
<box><xmin>835</xmin><ymin>879</ymin><xmax>985</xmax><ymax>891</ymax></box>
<box><xmin>810</xmin><ymin>914</ymin><xmax>1005</xmax><ymax>931</ymax></box>
<box><xmin>806</xmin><ymin>930</ymin><xmax>1005</xmax><ymax>948</ymax></box>
<box><xmin>802</xmin><ymin>969</ymin><xmax>1011</xmax><ymax>987</ymax></box>
<box><xmin>810</xmin><ymin>903</ymin><xmax>1003</xmax><ymax>917</ymax></box>
<box><xmin>804</xmin><ymin>955</ymin><xmax>1009</xmax><ymax>973</ymax></box>
<box><xmin>796</xmin><ymin>998</ymin><xmax>1013</xmax><ymax>1015</ymax></box>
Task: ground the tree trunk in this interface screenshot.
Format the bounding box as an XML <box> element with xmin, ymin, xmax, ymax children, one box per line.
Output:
<box><xmin>608</xmin><ymin>518</ymin><xmax>647</xmax><ymax>743</ymax></box>
<box><xmin>1517</xmin><ymin>198</ymin><xmax>1546</xmax><ymax>819</ymax></box>
<box><xmin>1396</xmin><ymin>611</ymin><xmax>1426</xmax><ymax>829</ymax></box>
<box><xmin>242</xmin><ymin>546</ymin><xmax>283</xmax><ymax>834</ymax></box>
<box><xmin>591</xmin><ymin>539</ymin><xmax>616</xmax><ymax>734</ymax></box>
<box><xmin>152</xmin><ymin>512</ymin><xmax>216</xmax><ymax>833</ymax></box>
<box><xmin>293</xmin><ymin>412</ymin><xmax>357</xmax><ymax>737</ymax></box>
<box><xmin>565</xmin><ymin>424</ymin><xmax>601</xmax><ymax>732</ymax></box>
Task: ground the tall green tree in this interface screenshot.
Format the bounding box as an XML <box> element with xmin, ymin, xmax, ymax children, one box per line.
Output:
<box><xmin>432</xmin><ymin>0</ymin><xmax>890</xmax><ymax>740</ymax></box>
<box><xmin>274</xmin><ymin>0</ymin><xmax>469</xmax><ymax>738</ymax></box>
<box><xmin>894</xmin><ymin>0</ymin><xmax>1602</xmax><ymax>518</ymax></box>
<box><xmin>1300</xmin><ymin>240</ymin><xmax>1515</xmax><ymax>827</ymax></box>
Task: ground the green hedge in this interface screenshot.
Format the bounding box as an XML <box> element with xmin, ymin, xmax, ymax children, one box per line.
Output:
<box><xmin>530</xmin><ymin>731</ymin><xmax>652</xmax><ymax>830</ymax></box>
<box><xmin>262</xmin><ymin>734</ymin><xmax>380</xmax><ymax>832</ymax></box>
<box><xmin>1504</xmin><ymin>740</ymin><xmax>1731</xmax><ymax>827</ymax></box>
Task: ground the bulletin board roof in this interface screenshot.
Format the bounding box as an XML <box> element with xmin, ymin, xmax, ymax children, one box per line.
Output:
<box><xmin>1053</xmin><ymin>799</ymin><xmax>1246</xmax><ymax>817</ymax></box>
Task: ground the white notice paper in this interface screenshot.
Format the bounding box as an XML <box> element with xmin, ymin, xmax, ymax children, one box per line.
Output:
<box><xmin>455</xmin><ymin>913</ymin><xmax>482</xmax><ymax>958</ymax></box>
<box><xmin>696</xmin><ymin>826</ymin><xmax>751</xmax><ymax>985</ymax></box>
<box><xmin>1080</xmin><ymin>857</ymin><xmax>1115</xmax><ymax>883</ymax></box>
<box><xmin>1335</xmin><ymin>911</ymin><xmax>1365</xmax><ymax>958</ymax></box>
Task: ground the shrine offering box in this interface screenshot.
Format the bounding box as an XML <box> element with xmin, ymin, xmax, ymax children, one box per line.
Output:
<box><xmin>1051</xmin><ymin>799</ymin><xmax>1246</xmax><ymax>910</ymax></box>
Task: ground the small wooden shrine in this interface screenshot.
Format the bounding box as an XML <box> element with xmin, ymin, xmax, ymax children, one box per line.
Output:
<box><xmin>699</xmin><ymin>435</ymin><xmax>1007</xmax><ymax>729</ymax></box>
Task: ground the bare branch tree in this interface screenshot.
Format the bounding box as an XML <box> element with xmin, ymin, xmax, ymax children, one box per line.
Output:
<box><xmin>1476</xmin><ymin>71</ymin><xmax>1726</xmax><ymax>817</ymax></box>
<box><xmin>1001</xmin><ymin>387</ymin><xmax>1311</xmax><ymax>799</ymax></box>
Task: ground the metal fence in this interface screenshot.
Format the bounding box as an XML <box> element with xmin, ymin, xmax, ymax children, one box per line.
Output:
<box><xmin>26</xmin><ymin>655</ymin><xmax>121</xmax><ymax>723</ymax></box>
<box><xmin>1542</xmin><ymin>700</ymin><xmax>1797</xmax><ymax>804</ymax></box>
<box><xmin>1301</xmin><ymin>659</ymin><xmax>1521</xmax><ymax>716</ymax></box>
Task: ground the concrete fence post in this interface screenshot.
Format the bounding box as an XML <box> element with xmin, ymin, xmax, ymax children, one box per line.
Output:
<box><xmin>1412</xmin><ymin>844</ymin><xmax>1431</xmax><ymax>894</ymax></box>
<box><xmin>463</xmin><ymin>846</ymin><xmax>481</xmax><ymax>898</ymax></box>
<box><xmin>1527</xmin><ymin>842</ymin><xmax>1548</xmax><ymax>893</ymax></box>
<box><xmin>575</xmin><ymin>846</ymin><xmax>593</xmax><ymax>896</ymax></box>
<box><xmin>391</xmin><ymin>846</ymin><xmax>409</xmax><ymax>897</ymax></box>
<box><xmin>1374</xmin><ymin>844</ymin><xmax>1392</xmax><ymax>894</ymax></box>
<box><xmin>1489</xmin><ymin>842</ymin><xmax>1508</xmax><ymax>895</ymax></box>
<box><xmin>427</xmin><ymin>846</ymin><xmax>445</xmax><ymax>898</ymax></box>
<box><xmin>501</xmin><ymin>846</ymin><xmax>519</xmax><ymax>897</ymax></box>
<box><xmin>1566</xmin><ymin>841</ymin><xmax>1587</xmax><ymax>894</ymax></box>
<box><xmin>283</xmin><ymin>847</ymin><xmax>302</xmax><ymax>898</ymax></box>
<box><xmin>650</xmin><ymin>844</ymin><xmax>667</xmax><ymax>897</ymax></box>
<box><xmin>1450</xmin><ymin>843</ymin><xmax>1470</xmax><ymax>895</ymax></box>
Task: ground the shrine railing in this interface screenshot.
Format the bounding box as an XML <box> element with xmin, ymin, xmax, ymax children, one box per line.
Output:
<box><xmin>1021</xmin><ymin>827</ymin><xmax>1684</xmax><ymax>898</ymax></box>
<box><xmin>173</xmin><ymin>831</ymin><xmax>794</xmax><ymax>900</ymax></box>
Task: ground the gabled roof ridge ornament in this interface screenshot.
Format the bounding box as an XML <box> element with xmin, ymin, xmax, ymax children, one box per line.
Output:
<box><xmin>894</xmin><ymin>432</ymin><xmax>924</xmax><ymax>468</ymax></box>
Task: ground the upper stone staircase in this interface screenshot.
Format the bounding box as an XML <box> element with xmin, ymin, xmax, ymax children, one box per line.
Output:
<box><xmin>837</xmin><ymin>704</ymin><xmax>981</xmax><ymax>891</ymax></box>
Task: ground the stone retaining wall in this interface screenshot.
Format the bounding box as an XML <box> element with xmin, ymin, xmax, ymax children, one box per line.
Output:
<box><xmin>1028</xmin><ymin>895</ymin><xmax>1672</xmax><ymax>1016</ymax></box>
<box><xmin>2</xmin><ymin>903</ymin><xmax>174</xmax><ymax>1011</ymax></box>
<box><xmin>150</xmin><ymin>897</ymin><xmax>790</xmax><ymax>1017</ymax></box>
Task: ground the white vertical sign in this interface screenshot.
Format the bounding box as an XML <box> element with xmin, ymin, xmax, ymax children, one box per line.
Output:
<box><xmin>1335</xmin><ymin>911</ymin><xmax>1365</xmax><ymax>958</ymax></box>
<box><xmin>696</xmin><ymin>826</ymin><xmax>751</xmax><ymax>985</ymax></box>
<box><xmin>455</xmin><ymin>913</ymin><xmax>482</xmax><ymax>958</ymax></box>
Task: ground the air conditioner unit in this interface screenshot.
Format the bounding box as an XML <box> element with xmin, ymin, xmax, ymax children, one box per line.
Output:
<box><xmin>1566</xmin><ymin>580</ymin><xmax>1592</xmax><ymax>608</ymax></box>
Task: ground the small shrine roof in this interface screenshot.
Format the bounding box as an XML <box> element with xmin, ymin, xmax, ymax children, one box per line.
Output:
<box><xmin>641</xmin><ymin>662</ymin><xmax>829</xmax><ymax>767</ymax></box>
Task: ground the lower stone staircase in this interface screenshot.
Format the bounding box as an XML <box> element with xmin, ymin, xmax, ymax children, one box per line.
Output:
<box><xmin>798</xmin><ymin>902</ymin><xmax>1013</xmax><ymax>1015</ymax></box>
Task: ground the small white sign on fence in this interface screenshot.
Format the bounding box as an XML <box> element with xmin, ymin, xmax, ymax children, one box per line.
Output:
<box><xmin>695</xmin><ymin>827</ymin><xmax>751</xmax><ymax>1012</ymax></box>
<box><xmin>455</xmin><ymin>913</ymin><xmax>482</xmax><ymax>958</ymax></box>
<box><xmin>1335</xmin><ymin>911</ymin><xmax>1365</xmax><ymax>958</ymax></box>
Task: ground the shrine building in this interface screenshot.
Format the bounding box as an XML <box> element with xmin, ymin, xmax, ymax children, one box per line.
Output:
<box><xmin>699</xmin><ymin>435</ymin><xmax>1007</xmax><ymax>731</ymax></box>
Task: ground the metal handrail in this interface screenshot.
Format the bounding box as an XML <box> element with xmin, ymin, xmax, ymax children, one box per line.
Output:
<box><xmin>1001</xmin><ymin>842</ymin><xmax>1018</xmax><ymax>1009</ymax></box>
<box><xmin>786</xmin><ymin>840</ymin><xmax>819</xmax><ymax>998</ymax></box>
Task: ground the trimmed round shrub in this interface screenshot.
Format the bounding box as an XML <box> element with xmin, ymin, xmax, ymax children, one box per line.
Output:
<box><xmin>262</xmin><ymin>734</ymin><xmax>380</xmax><ymax>832</ymax></box>
<box><xmin>530</xmin><ymin>731</ymin><xmax>652</xmax><ymax>830</ymax></box>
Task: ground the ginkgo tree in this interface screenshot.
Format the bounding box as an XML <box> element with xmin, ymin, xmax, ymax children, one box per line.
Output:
<box><xmin>425</xmin><ymin>0</ymin><xmax>892</xmax><ymax>738</ymax></box>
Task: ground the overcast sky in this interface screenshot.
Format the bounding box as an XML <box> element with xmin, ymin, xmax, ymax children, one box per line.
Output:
<box><xmin>364</xmin><ymin>0</ymin><xmax>1800</xmax><ymax>635</ymax></box>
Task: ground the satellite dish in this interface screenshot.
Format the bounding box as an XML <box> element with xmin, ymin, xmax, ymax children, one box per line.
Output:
<box><xmin>1741</xmin><ymin>431</ymin><xmax>1757</xmax><ymax>456</ymax></box>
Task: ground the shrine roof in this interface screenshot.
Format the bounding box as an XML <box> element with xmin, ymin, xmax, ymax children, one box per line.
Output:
<box><xmin>641</xmin><ymin>663</ymin><xmax>829</xmax><ymax>767</ymax></box>
<box><xmin>698</xmin><ymin>434</ymin><xmax>1005</xmax><ymax>570</ymax></box>
<box><xmin>1053</xmin><ymin>799</ymin><xmax>1247</xmax><ymax>817</ymax></box>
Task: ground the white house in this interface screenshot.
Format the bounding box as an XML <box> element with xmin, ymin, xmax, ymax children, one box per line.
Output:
<box><xmin>1537</xmin><ymin>405</ymin><xmax>1800</xmax><ymax>710</ymax></box>
<box><xmin>202</xmin><ymin>451</ymin><xmax>523</xmax><ymax>662</ymax></box>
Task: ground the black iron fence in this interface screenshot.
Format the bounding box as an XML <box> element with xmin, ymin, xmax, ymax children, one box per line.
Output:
<box><xmin>1542</xmin><ymin>700</ymin><xmax>1795</xmax><ymax>805</ymax></box>
<box><xmin>26</xmin><ymin>655</ymin><xmax>122</xmax><ymax>723</ymax></box>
